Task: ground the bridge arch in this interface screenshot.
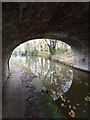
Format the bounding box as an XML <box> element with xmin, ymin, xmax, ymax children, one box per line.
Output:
<box><xmin>2</xmin><ymin>2</ymin><xmax>89</xmax><ymax>86</ymax></box>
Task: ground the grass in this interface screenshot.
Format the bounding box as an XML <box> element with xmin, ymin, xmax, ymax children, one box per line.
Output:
<box><xmin>10</xmin><ymin>59</ymin><xmax>24</xmax><ymax>66</ymax></box>
<box><xmin>38</xmin><ymin>93</ymin><xmax>66</xmax><ymax>118</ymax></box>
<box><xmin>10</xmin><ymin>59</ymin><xmax>37</xmax><ymax>78</ymax></box>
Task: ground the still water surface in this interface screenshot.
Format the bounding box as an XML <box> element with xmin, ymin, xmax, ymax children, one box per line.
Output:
<box><xmin>10</xmin><ymin>55</ymin><xmax>89</xmax><ymax>118</ymax></box>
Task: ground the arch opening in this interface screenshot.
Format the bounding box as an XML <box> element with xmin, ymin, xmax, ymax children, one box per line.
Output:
<box><xmin>2</xmin><ymin>2</ymin><xmax>89</xmax><ymax>118</ymax></box>
<box><xmin>10</xmin><ymin>38</ymin><xmax>74</xmax><ymax>66</ymax></box>
<box><xmin>9</xmin><ymin>38</ymin><xmax>74</xmax><ymax>99</ymax></box>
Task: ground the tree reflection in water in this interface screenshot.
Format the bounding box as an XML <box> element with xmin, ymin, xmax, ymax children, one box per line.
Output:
<box><xmin>25</xmin><ymin>56</ymin><xmax>73</xmax><ymax>101</ymax></box>
<box><xmin>10</xmin><ymin>55</ymin><xmax>89</xmax><ymax>118</ymax></box>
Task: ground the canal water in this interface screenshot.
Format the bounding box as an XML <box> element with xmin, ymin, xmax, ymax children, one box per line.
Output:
<box><xmin>10</xmin><ymin>55</ymin><xmax>89</xmax><ymax>118</ymax></box>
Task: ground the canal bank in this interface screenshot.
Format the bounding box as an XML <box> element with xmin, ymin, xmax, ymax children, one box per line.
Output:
<box><xmin>49</xmin><ymin>58</ymin><xmax>89</xmax><ymax>73</ymax></box>
<box><xmin>8</xmin><ymin>56</ymin><xmax>89</xmax><ymax>118</ymax></box>
<box><xmin>39</xmin><ymin>54</ymin><xmax>89</xmax><ymax>73</ymax></box>
<box><xmin>3</xmin><ymin>62</ymin><xmax>66</xmax><ymax>118</ymax></box>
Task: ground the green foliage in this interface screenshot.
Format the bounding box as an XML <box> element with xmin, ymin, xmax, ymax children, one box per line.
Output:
<box><xmin>38</xmin><ymin>51</ymin><xmax>50</xmax><ymax>58</ymax></box>
<box><xmin>24</xmin><ymin>41</ymin><xmax>39</xmax><ymax>56</ymax></box>
<box><xmin>38</xmin><ymin>93</ymin><xmax>66</xmax><ymax>118</ymax></box>
<box><xmin>31</xmin><ymin>48</ymin><xmax>38</xmax><ymax>56</ymax></box>
<box><xmin>25</xmin><ymin>42</ymin><xmax>31</xmax><ymax>55</ymax></box>
<box><xmin>47</xmin><ymin>40</ymin><xmax>57</xmax><ymax>55</ymax></box>
<box><xmin>14</xmin><ymin>39</ymin><xmax>72</xmax><ymax>59</ymax></box>
<box><xmin>57</xmin><ymin>42</ymin><xmax>71</xmax><ymax>54</ymax></box>
<box><xmin>57</xmin><ymin>47</ymin><xmax>66</xmax><ymax>53</ymax></box>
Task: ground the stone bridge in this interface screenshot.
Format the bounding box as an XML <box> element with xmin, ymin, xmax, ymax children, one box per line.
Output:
<box><xmin>2</xmin><ymin>2</ymin><xmax>89</xmax><ymax>86</ymax></box>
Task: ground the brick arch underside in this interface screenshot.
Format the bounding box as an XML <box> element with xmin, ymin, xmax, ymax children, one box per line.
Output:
<box><xmin>2</xmin><ymin>2</ymin><xmax>89</xmax><ymax>86</ymax></box>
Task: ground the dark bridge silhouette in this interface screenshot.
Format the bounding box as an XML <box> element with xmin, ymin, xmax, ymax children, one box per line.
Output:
<box><xmin>2</xmin><ymin>2</ymin><xmax>89</xmax><ymax>86</ymax></box>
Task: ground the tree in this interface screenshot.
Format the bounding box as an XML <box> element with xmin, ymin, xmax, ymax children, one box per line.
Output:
<box><xmin>45</xmin><ymin>39</ymin><xmax>57</xmax><ymax>55</ymax></box>
<box><xmin>24</xmin><ymin>42</ymin><xmax>31</xmax><ymax>56</ymax></box>
<box><xmin>57</xmin><ymin>42</ymin><xmax>69</xmax><ymax>53</ymax></box>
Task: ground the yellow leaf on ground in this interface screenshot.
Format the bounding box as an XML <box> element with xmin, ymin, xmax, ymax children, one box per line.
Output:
<box><xmin>73</xmin><ymin>106</ymin><xmax>76</xmax><ymax>110</ymax></box>
<box><xmin>68</xmin><ymin>109</ymin><xmax>76</xmax><ymax>118</ymax></box>
<box><xmin>69</xmin><ymin>105</ymin><xmax>71</xmax><ymax>108</ymax></box>
<box><xmin>61</xmin><ymin>103</ymin><xmax>64</xmax><ymax>107</ymax></box>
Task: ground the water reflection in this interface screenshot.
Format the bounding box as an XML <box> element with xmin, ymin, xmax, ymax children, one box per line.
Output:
<box><xmin>10</xmin><ymin>55</ymin><xmax>89</xmax><ymax>118</ymax></box>
<box><xmin>10</xmin><ymin>55</ymin><xmax>73</xmax><ymax>99</ymax></box>
<box><xmin>25</xmin><ymin>56</ymin><xmax>73</xmax><ymax>96</ymax></box>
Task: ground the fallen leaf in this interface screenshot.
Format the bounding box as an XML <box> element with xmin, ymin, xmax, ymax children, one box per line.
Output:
<box><xmin>69</xmin><ymin>105</ymin><xmax>72</xmax><ymax>108</ymax></box>
<box><xmin>61</xmin><ymin>103</ymin><xmax>64</xmax><ymax>107</ymax></box>
<box><xmin>68</xmin><ymin>109</ymin><xmax>76</xmax><ymax>118</ymax></box>
<box><xmin>67</xmin><ymin>100</ymin><xmax>70</xmax><ymax>103</ymax></box>
<box><xmin>76</xmin><ymin>103</ymin><xmax>80</xmax><ymax>106</ymax></box>
<box><xmin>85</xmin><ymin>83</ymin><xmax>88</xmax><ymax>86</ymax></box>
<box><xmin>73</xmin><ymin>106</ymin><xmax>76</xmax><ymax>110</ymax></box>
<box><xmin>83</xmin><ymin>111</ymin><xmax>86</xmax><ymax>113</ymax></box>
<box><xmin>84</xmin><ymin>96</ymin><xmax>90</xmax><ymax>102</ymax></box>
